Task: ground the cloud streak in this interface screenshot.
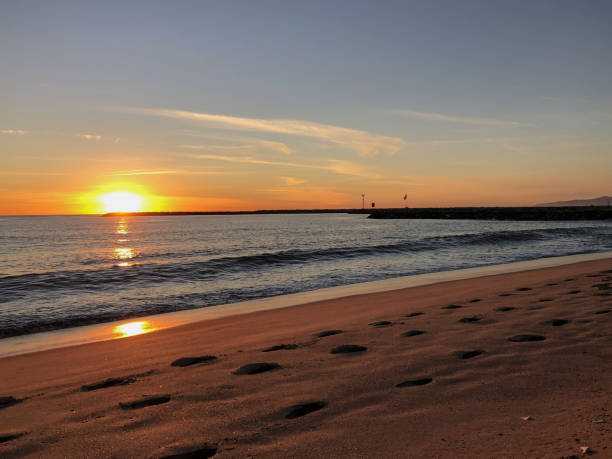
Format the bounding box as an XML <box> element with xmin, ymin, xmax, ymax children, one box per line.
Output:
<box><xmin>110</xmin><ymin>169</ymin><xmax>178</xmax><ymax>176</ymax></box>
<box><xmin>282</xmin><ymin>177</ymin><xmax>306</xmax><ymax>185</ymax></box>
<box><xmin>110</xmin><ymin>169</ymin><xmax>234</xmax><ymax>176</ymax></box>
<box><xmin>76</xmin><ymin>133</ymin><xmax>102</xmax><ymax>141</ymax></box>
<box><xmin>76</xmin><ymin>133</ymin><xmax>120</xmax><ymax>142</ymax></box>
<box><xmin>113</xmin><ymin>107</ymin><xmax>405</xmax><ymax>155</ymax></box>
<box><xmin>0</xmin><ymin>129</ymin><xmax>27</xmax><ymax>135</ymax></box>
<box><xmin>185</xmin><ymin>152</ymin><xmax>381</xmax><ymax>179</ymax></box>
<box><xmin>179</xmin><ymin>132</ymin><xmax>293</xmax><ymax>155</ymax></box>
<box><xmin>393</xmin><ymin>109</ymin><xmax>525</xmax><ymax>127</ymax></box>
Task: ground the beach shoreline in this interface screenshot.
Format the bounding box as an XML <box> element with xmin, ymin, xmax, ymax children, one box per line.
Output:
<box><xmin>1</xmin><ymin>256</ymin><xmax>611</xmax><ymax>457</ymax></box>
<box><xmin>3</xmin><ymin>250</ymin><xmax>611</xmax><ymax>359</ymax></box>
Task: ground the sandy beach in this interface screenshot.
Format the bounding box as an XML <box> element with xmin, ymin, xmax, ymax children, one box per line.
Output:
<box><xmin>1</xmin><ymin>257</ymin><xmax>611</xmax><ymax>458</ymax></box>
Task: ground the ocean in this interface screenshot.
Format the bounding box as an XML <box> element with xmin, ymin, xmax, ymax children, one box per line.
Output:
<box><xmin>1</xmin><ymin>214</ymin><xmax>611</xmax><ymax>339</ymax></box>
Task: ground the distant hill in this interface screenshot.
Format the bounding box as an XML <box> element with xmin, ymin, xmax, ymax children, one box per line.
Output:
<box><xmin>535</xmin><ymin>196</ymin><xmax>611</xmax><ymax>207</ymax></box>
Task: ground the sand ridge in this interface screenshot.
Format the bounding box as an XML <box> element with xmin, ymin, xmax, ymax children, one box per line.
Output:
<box><xmin>0</xmin><ymin>259</ymin><xmax>611</xmax><ymax>457</ymax></box>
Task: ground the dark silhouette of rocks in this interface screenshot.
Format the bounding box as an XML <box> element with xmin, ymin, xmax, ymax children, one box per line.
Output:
<box><xmin>367</xmin><ymin>206</ymin><xmax>612</xmax><ymax>221</ymax></box>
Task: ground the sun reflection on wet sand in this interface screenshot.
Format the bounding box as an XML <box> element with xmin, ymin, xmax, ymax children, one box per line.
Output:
<box><xmin>113</xmin><ymin>321</ymin><xmax>156</xmax><ymax>338</ymax></box>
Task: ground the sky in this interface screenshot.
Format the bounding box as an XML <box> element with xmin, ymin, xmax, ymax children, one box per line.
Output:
<box><xmin>1</xmin><ymin>0</ymin><xmax>611</xmax><ymax>214</ymax></box>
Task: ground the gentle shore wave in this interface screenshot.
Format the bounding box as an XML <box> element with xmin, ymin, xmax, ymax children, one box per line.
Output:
<box><xmin>2</xmin><ymin>250</ymin><xmax>610</xmax><ymax>358</ymax></box>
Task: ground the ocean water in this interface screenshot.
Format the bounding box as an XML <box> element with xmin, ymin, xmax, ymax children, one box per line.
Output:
<box><xmin>0</xmin><ymin>214</ymin><xmax>611</xmax><ymax>338</ymax></box>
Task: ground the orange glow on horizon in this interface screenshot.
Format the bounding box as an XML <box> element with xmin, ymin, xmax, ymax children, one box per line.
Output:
<box><xmin>113</xmin><ymin>321</ymin><xmax>155</xmax><ymax>338</ymax></box>
<box><xmin>73</xmin><ymin>182</ymin><xmax>169</xmax><ymax>214</ymax></box>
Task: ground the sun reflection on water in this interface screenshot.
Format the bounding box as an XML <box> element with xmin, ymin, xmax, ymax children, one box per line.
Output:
<box><xmin>114</xmin><ymin>247</ymin><xmax>133</xmax><ymax>259</ymax></box>
<box><xmin>113</xmin><ymin>321</ymin><xmax>155</xmax><ymax>338</ymax></box>
<box><xmin>114</xmin><ymin>247</ymin><xmax>133</xmax><ymax>266</ymax></box>
<box><xmin>116</xmin><ymin>218</ymin><xmax>129</xmax><ymax>235</ymax></box>
<box><xmin>113</xmin><ymin>218</ymin><xmax>134</xmax><ymax>266</ymax></box>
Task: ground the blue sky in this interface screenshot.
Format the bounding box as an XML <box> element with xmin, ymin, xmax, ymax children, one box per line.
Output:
<box><xmin>1</xmin><ymin>0</ymin><xmax>611</xmax><ymax>213</ymax></box>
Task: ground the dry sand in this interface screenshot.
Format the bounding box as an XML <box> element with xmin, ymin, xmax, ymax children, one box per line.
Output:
<box><xmin>1</xmin><ymin>258</ymin><xmax>611</xmax><ymax>458</ymax></box>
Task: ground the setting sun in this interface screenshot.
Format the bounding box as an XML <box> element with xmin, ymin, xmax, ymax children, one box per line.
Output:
<box><xmin>100</xmin><ymin>192</ymin><xmax>143</xmax><ymax>213</ymax></box>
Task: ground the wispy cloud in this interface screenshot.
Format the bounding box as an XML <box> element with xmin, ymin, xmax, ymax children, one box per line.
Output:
<box><xmin>282</xmin><ymin>177</ymin><xmax>306</xmax><ymax>185</ymax></box>
<box><xmin>259</xmin><ymin>140</ymin><xmax>292</xmax><ymax>155</ymax></box>
<box><xmin>110</xmin><ymin>169</ymin><xmax>178</xmax><ymax>176</ymax></box>
<box><xmin>0</xmin><ymin>129</ymin><xmax>27</xmax><ymax>135</ymax></box>
<box><xmin>179</xmin><ymin>140</ymin><xmax>292</xmax><ymax>155</ymax></box>
<box><xmin>1</xmin><ymin>171</ymin><xmax>66</xmax><ymax>176</ymax></box>
<box><xmin>179</xmin><ymin>131</ymin><xmax>293</xmax><ymax>155</ymax></box>
<box><xmin>185</xmin><ymin>152</ymin><xmax>381</xmax><ymax>179</ymax></box>
<box><xmin>112</xmin><ymin>107</ymin><xmax>405</xmax><ymax>156</ymax></box>
<box><xmin>76</xmin><ymin>133</ymin><xmax>121</xmax><ymax>142</ymax></box>
<box><xmin>392</xmin><ymin>109</ymin><xmax>525</xmax><ymax>127</ymax></box>
<box><xmin>180</xmin><ymin>144</ymin><xmax>251</xmax><ymax>152</ymax></box>
<box><xmin>76</xmin><ymin>133</ymin><xmax>102</xmax><ymax>141</ymax></box>
<box><xmin>186</xmin><ymin>153</ymin><xmax>311</xmax><ymax>168</ymax></box>
<box><xmin>110</xmin><ymin>169</ymin><xmax>234</xmax><ymax>176</ymax></box>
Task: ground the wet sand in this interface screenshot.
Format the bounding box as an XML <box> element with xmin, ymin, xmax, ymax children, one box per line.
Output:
<box><xmin>1</xmin><ymin>258</ymin><xmax>611</xmax><ymax>458</ymax></box>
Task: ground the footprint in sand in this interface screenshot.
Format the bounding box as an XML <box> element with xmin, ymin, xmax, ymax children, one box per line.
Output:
<box><xmin>595</xmin><ymin>309</ymin><xmax>611</xmax><ymax>315</ymax></box>
<box><xmin>0</xmin><ymin>396</ymin><xmax>21</xmax><ymax>410</ymax></box>
<box><xmin>499</xmin><ymin>293</ymin><xmax>513</xmax><ymax>297</ymax></box>
<box><xmin>516</xmin><ymin>287</ymin><xmax>532</xmax><ymax>292</ymax></box>
<box><xmin>545</xmin><ymin>283</ymin><xmax>559</xmax><ymax>286</ymax></box>
<box><xmin>233</xmin><ymin>363</ymin><xmax>281</xmax><ymax>375</ymax></box>
<box><xmin>402</xmin><ymin>330</ymin><xmax>427</xmax><ymax>337</ymax></box>
<box><xmin>404</xmin><ymin>312</ymin><xmax>424</xmax><ymax>318</ymax></box>
<box><xmin>0</xmin><ymin>432</ymin><xmax>26</xmax><ymax>444</ymax></box>
<box><xmin>495</xmin><ymin>306</ymin><xmax>516</xmax><ymax>312</ymax></box>
<box><xmin>542</xmin><ymin>319</ymin><xmax>570</xmax><ymax>327</ymax></box>
<box><xmin>567</xmin><ymin>290</ymin><xmax>581</xmax><ymax>294</ymax></box>
<box><xmin>171</xmin><ymin>356</ymin><xmax>217</xmax><ymax>367</ymax></box>
<box><xmin>538</xmin><ymin>298</ymin><xmax>553</xmax><ymax>302</ymax></box>
<box><xmin>81</xmin><ymin>377</ymin><xmax>136</xmax><ymax>392</ymax></box>
<box><xmin>442</xmin><ymin>304</ymin><xmax>462</xmax><ymax>309</ymax></box>
<box><xmin>508</xmin><ymin>334</ymin><xmax>546</xmax><ymax>342</ymax></box>
<box><xmin>262</xmin><ymin>344</ymin><xmax>299</xmax><ymax>352</ymax></box>
<box><xmin>454</xmin><ymin>349</ymin><xmax>484</xmax><ymax>359</ymax></box>
<box><xmin>160</xmin><ymin>444</ymin><xmax>218</xmax><ymax>458</ymax></box>
<box><xmin>330</xmin><ymin>345</ymin><xmax>367</xmax><ymax>354</ymax></box>
<box><xmin>119</xmin><ymin>394</ymin><xmax>171</xmax><ymax>410</ymax></box>
<box><xmin>315</xmin><ymin>330</ymin><xmax>343</xmax><ymax>338</ymax></box>
<box><xmin>458</xmin><ymin>316</ymin><xmax>482</xmax><ymax>323</ymax></box>
<box><xmin>369</xmin><ymin>321</ymin><xmax>393</xmax><ymax>327</ymax></box>
<box><xmin>285</xmin><ymin>401</ymin><xmax>327</xmax><ymax>419</ymax></box>
<box><xmin>396</xmin><ymin>378</ymin><xmax>432</xmax><ymax>388</ymax></box>
<box><xmin>469</xmin><ymin>298</ymin><xmax>482</xmax><ymax>303</ymax></box>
